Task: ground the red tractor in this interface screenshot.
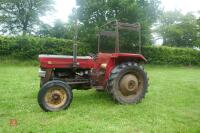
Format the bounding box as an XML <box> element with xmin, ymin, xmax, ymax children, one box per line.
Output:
<box><xmin>37</xmin><ymin>21</ymin><xmax>148</xmax><ymax>112</ymax></box>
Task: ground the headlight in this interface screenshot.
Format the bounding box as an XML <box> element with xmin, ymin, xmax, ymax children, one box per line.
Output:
<box><xmin>39</xmin><ymin>69</ymin><xmax>46</xmax><ymax>77</ymax></box>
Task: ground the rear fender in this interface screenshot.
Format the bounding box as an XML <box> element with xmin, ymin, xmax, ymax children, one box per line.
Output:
<box><xmin>104</xmin><ymin>54</ymin><xmax>147</xmax><ymax>86</ymax></box>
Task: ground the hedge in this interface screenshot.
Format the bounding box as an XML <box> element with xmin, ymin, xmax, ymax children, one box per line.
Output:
<box><xmin>0</xmin><ymin>36</ymin><xmax>200</xmax><ymax>66</ymax></box>
<box><xmin>142</xmin><ymin>46</ymin><xmax>200</xmax><ymax>66</ymax></box>
<box><xmin>0</xmin><ymin>36</ymin><xmax>89</xmax><ymax>59</ymax></box>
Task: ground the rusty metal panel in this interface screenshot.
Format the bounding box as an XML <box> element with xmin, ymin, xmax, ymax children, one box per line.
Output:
<box><xmin>98</xmin><ymin>31</ymin><xmax>116</xmax><ymax>37</ymax></box>
<box><xmin>97</xmin><ymin>20</ymin><xmax>142</xmax><ymax>54</ymax></box>
<box><xmin>117</xmin><ymin>22</ymin><xmax>140</xmax><ymax>31</ymax></box>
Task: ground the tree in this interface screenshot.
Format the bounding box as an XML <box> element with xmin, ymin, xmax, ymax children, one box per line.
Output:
<box><xmin>0</xmin><ymin>0</ymin><xmax>54</xmax><ymax>35</ymax></box>
<box><xmin>75</xmin><ymin>0</ymin><xmax>161</xmax><ymax>52</ymax></box>
<box><xmin>37</xmin><ymin>23</ymin><xmax>52</xmax><ymax>37</ymax></box>
<box><xmin>156</xmin><ymin>10</ymin><xmax>183</xmax><ymax>44</ymax></box>
<box><xmin>195</xmin><ymin>13</ymin><xmax>200</xmax><ymax>47</ymax></box>
<box><xmin>156</xmin><ymin>11</ymin><xmax>199</xmax><ymax>47</ymax></box>
<box><xmin>49</xmin><ymin>20</ymin><xmax>67</xmax><ymax>38</ymax></box>
<box><xmin>37</xmin><ymin>20</ymin><xmax>74</xmax><ymax>39</ymax></box>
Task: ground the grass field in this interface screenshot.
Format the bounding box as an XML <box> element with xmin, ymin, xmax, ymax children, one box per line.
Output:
<box><xmin>0</xmin><ymin>63</ymin><xmax>200</xmax><ymax>133</ymax></box>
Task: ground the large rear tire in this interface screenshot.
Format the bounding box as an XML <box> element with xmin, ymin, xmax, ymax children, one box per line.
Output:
<box><xmin>108</xmin><ymin>62</ymin><xmax>148</xmax><ymax>104</ymax></box>
<box><xmin>38</xmin><ymin>80</ymin><xmax>73</xmax><ymax>112</ymax></box>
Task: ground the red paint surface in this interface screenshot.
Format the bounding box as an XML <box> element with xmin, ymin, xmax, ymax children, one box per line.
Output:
<box><xmin>39</xmin><ymin>53</ymin><xmax>147</xmax><ymax>86</ymax></box>
<box><xmin>96</xmin><ymin>53</ymin><xmax>147</xmax><ymax>86</ymax></box>
<box><xmin>39</xmin><ymin>56</ymin><xmax>95</xmax><ymax>69</ymax></box>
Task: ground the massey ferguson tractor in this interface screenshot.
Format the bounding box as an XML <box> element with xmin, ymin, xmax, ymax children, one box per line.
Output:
<box><xmin>37</xmin><ymin>20</ymin><xmax>148</xmax><ymax>112</ymax></box>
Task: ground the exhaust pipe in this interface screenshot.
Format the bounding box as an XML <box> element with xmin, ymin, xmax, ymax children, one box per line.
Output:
<box><xmin>72</xmin><ymin>7</ymin><xmax>78</xmax><ymax>67</ymax></box>
<box><xmin>73</xmin><ymin>43</ymin><xmax>77</xmax><ymax>67</ymax></box>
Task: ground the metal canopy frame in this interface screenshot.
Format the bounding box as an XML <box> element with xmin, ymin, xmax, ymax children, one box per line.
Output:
<box><xmin>97</xmin><ymin>20</ymin><xmax>141</xmax><ymax>53</ymax></box>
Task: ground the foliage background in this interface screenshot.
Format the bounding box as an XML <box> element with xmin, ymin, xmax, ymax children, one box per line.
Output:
<box><xmin>156</xmin><ymin>11</ymin><xmax>200</xmax><ymax>48</ymax></box>
<box><xmin>0</xmin><ymin>36</ymin><xmax>199</xmax><ymax>66</ymax></box>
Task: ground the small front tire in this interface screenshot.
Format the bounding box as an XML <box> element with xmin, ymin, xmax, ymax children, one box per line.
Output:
<box><xmin>38</xmin><ymin>80</ymin><xmax>73</xmax><ymax>112</ymax></box>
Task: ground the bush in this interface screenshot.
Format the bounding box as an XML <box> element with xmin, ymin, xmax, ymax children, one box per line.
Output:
<box><xmin>0</xmin><ymin>36</ymin><xmax>16</xmax><ymax>55</ymax></box>
<box><xmin>0</xmin><ymin>36</ymin><xmax>199</xmax><ymax>66</ymax></box>
<box><xmin>0</xmin><ymin>36</ymin><xmax>89</xmax><ymax>59</ymax></box>
<box><xmin>142</xmin><ymin>46</ymin><xmax>200</xmax><ymax>66</ymax></box>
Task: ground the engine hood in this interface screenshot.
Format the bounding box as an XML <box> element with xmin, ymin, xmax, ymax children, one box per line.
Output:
<box><xmin>39</xmin><ymin>54</ymin><xmax>94</xmax><ymax>69</ymax></box>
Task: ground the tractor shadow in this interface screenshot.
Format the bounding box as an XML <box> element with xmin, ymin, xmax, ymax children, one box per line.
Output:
<box><xmin>72</xmin><ymin>89</ymin><xmax>114</xmax><ymax>107</ymax></box>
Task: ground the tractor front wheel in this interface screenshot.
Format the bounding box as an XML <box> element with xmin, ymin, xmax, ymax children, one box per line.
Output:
<box><xmin>38</xmin><ymin>80</ymin><xmax>73</xmax><ymax>112</ymax></box>
<box><xmin>108</xmin><ymin>62</ymin><xmax>148</xmax><ymax>104</ymax></box>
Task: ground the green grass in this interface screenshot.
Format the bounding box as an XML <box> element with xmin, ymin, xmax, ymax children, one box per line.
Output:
<box><xmin>0</xmin><ymin>64</ymin><xmax>200</xmax><ymax>133</ymax></box>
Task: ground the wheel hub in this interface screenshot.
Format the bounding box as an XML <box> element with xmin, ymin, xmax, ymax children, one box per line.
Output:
<box><xmin>52</xmin><ymin>93</ymin><xmax>61</xmax><ymax>101</ymax></box>
<box><xmin>128</xmin><ymin>80</ymin><xmax>136</xmax><ymax>90</ymax></box>
<box><xmin>119</xmin><ymin>74</ymin><xmax>139</xmax><ymax>96</ymax></box>
<box><xmin>45</xmin><ymin>87</ymin><xmax>67</xmax><ymax>108</ymax></box>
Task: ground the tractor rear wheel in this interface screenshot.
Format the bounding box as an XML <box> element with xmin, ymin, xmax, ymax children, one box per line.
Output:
<box><xmin>108</xmin><ymin>62</ymin><xmax>148</xmax><ymax>104</ymax></box>
<box><xmin>38</xmin><ymin>80</ymin><xmax>73</xmax><ymax>112</ymax></box>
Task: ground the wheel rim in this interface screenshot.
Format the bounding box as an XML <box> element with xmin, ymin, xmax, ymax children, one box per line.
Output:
<box><xmin>118</xmin><ymin>72</ymin><xmax>143</xmax><ymax>98</ymax></box>
<box><xmin>44</xmin><ymin>86</ymin><xmax>67</xmax><ymax>109</ymax></box>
